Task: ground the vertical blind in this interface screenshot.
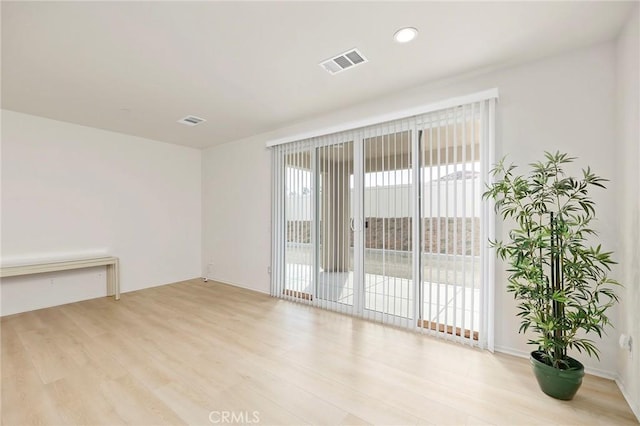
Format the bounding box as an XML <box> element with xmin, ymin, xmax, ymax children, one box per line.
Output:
<box><xmin>271</xmin><ymin>95</ymin><xmax>496</xmax><ymax>349</ymax></box>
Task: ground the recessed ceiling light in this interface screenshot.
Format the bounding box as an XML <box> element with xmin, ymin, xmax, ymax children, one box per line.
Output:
<box><xmin>393</xmin><ymin>27</ymin><xmax>418</xmax><ymax>43</ymax></box>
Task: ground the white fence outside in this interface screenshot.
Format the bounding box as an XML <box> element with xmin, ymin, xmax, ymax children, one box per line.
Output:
<box><xmin>286</xmin><ymin>181</ymin><xmax>480</xmax><ymax>220</ymax></box>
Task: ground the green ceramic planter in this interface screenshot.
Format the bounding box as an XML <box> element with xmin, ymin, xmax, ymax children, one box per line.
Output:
<box><xmin>530</xmin><ymin>351</ymin><xmax>585</xmax><ymax>400</ymax></box>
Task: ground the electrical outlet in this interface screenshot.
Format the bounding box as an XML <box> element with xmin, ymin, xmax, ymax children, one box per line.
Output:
<box><xmin>620</xmin><ymin>334</ymin><xmax>633</xmax><ymax>358</ymax></box>
<box><xmin>267</xmin><ymin>266</ymin><xmax>272</xmax><ymax>274</ymax></box>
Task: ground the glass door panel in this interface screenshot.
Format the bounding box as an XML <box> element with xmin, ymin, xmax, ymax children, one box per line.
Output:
<box><xmin>316</xmin><ymin>141</ymin><xmax>354</xmax><ymax>306</ymax></box>
<box><xmin>419</xmin><ymin>113</ymin><xmax>481</xmax><ymax>340</ymax></box>
<box><xmin>283</xmin><ymin>151</ymin><xmax>314</xmax><ymax>300</ymax></box>
<box><xmin>363</xmin><ymin>131</ymin><xmax>414</xmax><ymax>319</ymax></box>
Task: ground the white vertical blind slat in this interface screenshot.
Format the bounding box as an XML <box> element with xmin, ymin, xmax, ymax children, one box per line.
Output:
<box><xmin>411</xmin><ymin>120</ymin><xmax>421</xmax><ymax>331</ymax></box>
<box><xmin>461</xmin><ymin>103</ymin><xmax>468</xmax><ymax>343</ymax></box>
<box><xmin>452</xmin><ymin>107</ymin><xmax>459</xmax><ymax>339</ymax></box>
<box><xmin>470</xmin><ymin>102</ymin><xmax>478</xmax><ymax>339</ymax></box>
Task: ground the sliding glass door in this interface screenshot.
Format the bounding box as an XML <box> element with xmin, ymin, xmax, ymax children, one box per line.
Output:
<box><xmin>362</xmin><ymin>128</ymin><xmax>415</xmax><ymax>323</ymax></box>
<box><xmin>316</xmin><ymin>140</ymin><xmax>355</xmax><ymax>307</ymax></box>
<box><xmin>418</xmin><ymin>106</ymin><xmax>482</xmax><ymax>341</ymax></box>
<box><xmin>271</xmin><ymin>95</ymin><xmax>496</xmax><ymax>348</ymax></box>
<box><xmin>283</xmin><ymin>150</ymin><xmax>314</xmax><ymax>300</ymax></box>
<box><xmin>281</xmin><ymin>131</ymin><xmax>417</xmax><ymax>322</ymax></box>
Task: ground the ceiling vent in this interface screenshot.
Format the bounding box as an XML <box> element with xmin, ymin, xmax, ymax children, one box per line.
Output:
<box><xmin>177</xmin><ymin>115</ymin><xmax>206</xmax><ymax>126</ymax></box>
<box><xmin>320</xmin><ymin>48</ymin><xmax>368</xmax><ymax>75</ymax></box>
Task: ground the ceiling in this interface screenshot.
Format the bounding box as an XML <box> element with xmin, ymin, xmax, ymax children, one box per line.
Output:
<box><xmin>2</xmin><ymin>1</ymin><xmax>635</xmax><ymax>149</ymax></box>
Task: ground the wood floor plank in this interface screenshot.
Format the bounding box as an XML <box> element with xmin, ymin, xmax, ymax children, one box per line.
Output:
<box><xmin>1</xmin><ymin>323</ymin><xmax>35</xmax><ymax>379</ymax></box>
<box><xmin>17</xmin><ymin>328</ymin><xmax>82</xmax><ymax>385</ymax></box>
<box><xmin>1</xmin><ymin>368</ymin><xmax>66</xmax><ymax>425</ymax></box>
<box><xmin>240</xmin><ymin>367</ymin><xmax>352</xmax><ymax>425</ymax></box>
<box><xmin>98</xmin><ymin>373</ymin><xmax>186</xmax><ymax>425</ymax></box>
<box><xmin>1</xmin><ymin>278</ymin><xmax>637</xmax><ymax>425</ymax></box>
<box><xmin>43</xmin><ymin>363</ymin><xmax>126</xmax><ymax>426</ymax></box>
<box><xmin>154</xmin><ymin>381</ymin><xmax>219</xmax><ymax>425</ymax></box>
<box><xmin>58</xmin><ymin>303</ymin><xmax>112</xmax><ymax>337</ymax></box>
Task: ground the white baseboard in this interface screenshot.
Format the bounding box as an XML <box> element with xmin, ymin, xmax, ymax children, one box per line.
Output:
<box><xmin>493</xmin><ymin>345</ymin><xmax>616</xmax><ymax>380</ymax></box>
<box><xmin>202</xmin><ymin>276</ymin><xmax>270</xmax><ymax>295</ymax></box>
<box><xmin>615</xmin><ymin>378</ymin><xmax>640</xmax><ymax>422</ymax></box>
<box><xmin>494</xmin><ymin>345</ymin><xmax>530</xmax><ymax>359</ymax></box>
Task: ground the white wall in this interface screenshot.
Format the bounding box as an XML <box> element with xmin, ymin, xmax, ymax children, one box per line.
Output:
<box><xmin>615</xmin><ymin>5</ymin><xmax>640</xmax><ymax>419</ymax></box>
<box><xmin>201</xmin><ymin>134</ymin><xmax>271</xmax><ymax>291</ymax></box>
<box><xmin>1</xmin><ymin>110</ymin><xmax>202</xmax><ymax>315</ymax></box>
<box><xmin>203</xmin><ymin>41</ymin><xmax>624</xmax><ymax>377</ymax></box>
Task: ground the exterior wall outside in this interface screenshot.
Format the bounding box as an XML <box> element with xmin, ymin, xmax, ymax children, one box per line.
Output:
<box><xmin>287</xmin><ymin>217</ymin><xmax>479</xmax><ymax>256</ymax></box>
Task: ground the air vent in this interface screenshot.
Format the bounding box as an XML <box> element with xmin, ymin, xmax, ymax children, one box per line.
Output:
<box><xmin>320</xmin><ymin>48</ymin><xmax>368</xmax><ymax>75</ymax></box>
<box><xmin>177</xmin><ymin>115</ymin><xmax>206</xmax><ymax>126</ymax></box>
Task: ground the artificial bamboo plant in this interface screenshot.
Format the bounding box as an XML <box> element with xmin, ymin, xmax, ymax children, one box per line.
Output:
<box><xmin>483</xmin><ymin>151</ymin><xmax>619</xmax><ymax>369</ymax></box>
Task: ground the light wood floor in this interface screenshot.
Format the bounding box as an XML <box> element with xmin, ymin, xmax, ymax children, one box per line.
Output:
<box><xmin>1</xmin><ymin>279</ymin><xmax>637</xmax><ymax>426</ymax></box>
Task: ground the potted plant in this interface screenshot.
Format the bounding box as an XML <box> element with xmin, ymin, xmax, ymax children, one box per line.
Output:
<box><xmin>483</xmin><ymin>151</ymin><xmax>620</xmax><ymax>400</ymax></box>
